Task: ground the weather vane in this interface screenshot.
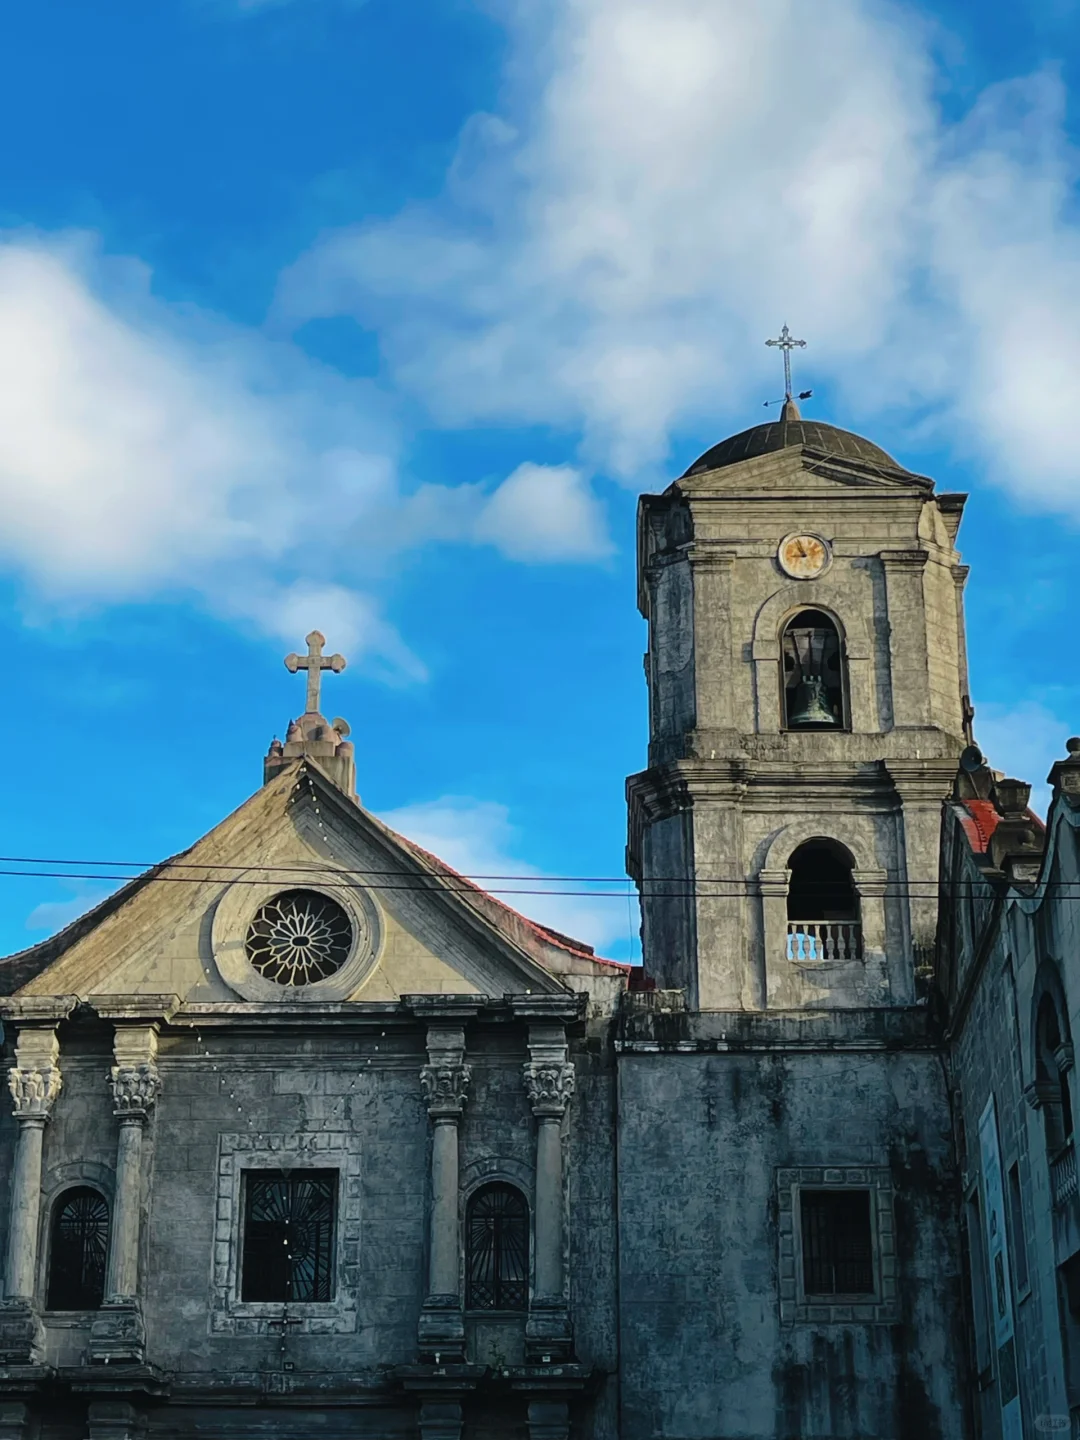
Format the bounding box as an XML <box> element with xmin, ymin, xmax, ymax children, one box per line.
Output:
<box><xmin>764</xmin><ymin>324</ymin><xmax>813</xmax><ymax>409</ymax></box>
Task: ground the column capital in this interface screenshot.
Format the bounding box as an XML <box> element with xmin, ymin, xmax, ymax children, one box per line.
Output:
<box><xmin>7</xmin><ymin>1066</ymin><xmax>62</xmax><ymax>1122</ymax></box>
<box><xmin>8</xmin><ymin>1027</ymin><xmax>62</xmax><ymax>1122</ymax></box>
<box><xmin>420</xmin><ymin>1063</ymin><xmax>471</xmax><ymax>1119</ymax></box>
<box><xmin>524</xmin><ymin>1061</ymin><xmax>575</xmax><ymax>1118</ymax></box>
<box><xmin>110</xmin><ymin>1063</ymin><xmax>161</xmax><ymax>1121</ymax></box>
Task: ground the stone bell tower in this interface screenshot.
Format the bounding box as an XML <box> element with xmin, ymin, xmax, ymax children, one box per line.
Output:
<box><xmin>626</xmin><ymin>390</ymin><xmax>970</xmax><ymax>1012</ymax></box>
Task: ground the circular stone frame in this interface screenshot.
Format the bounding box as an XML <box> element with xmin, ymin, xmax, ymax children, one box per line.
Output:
<box><xmin>211</xmin><ymin>876</ymin><xmax>381</xmax><ymax>1002</ymax></box>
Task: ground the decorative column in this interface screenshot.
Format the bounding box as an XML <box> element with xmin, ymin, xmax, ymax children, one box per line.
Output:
<box><xmin>90</xmin><ymin>1027</ymin><xmax>161</xmax><ymax>1364</ymax></box>
<box><xmin>0</xmin><ymin>1028</ymin><xmax>62</xmax><ymax>1364</ymax></box>
<box><xmin>418</xmin><ymin>1025</ymin><xmax>470</xmax><ymax>1362</ymax></box>
<box><xmin>523</xmin><ymin>1024</ymin><xmax>575</xmax><ymax>1362</ymax></box>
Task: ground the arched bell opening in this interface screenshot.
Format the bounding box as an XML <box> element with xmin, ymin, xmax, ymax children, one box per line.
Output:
<box><xmin>785</xmin><ymin>839</ymin><xmax>863</xmax><ymax>963</ymax></box>
<box><xmin>781</xmin><ymin>610</ymin><xmax>848</xmax><ymax>731</ymax></box>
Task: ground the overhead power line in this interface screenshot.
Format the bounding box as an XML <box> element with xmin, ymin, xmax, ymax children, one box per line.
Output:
<box><xmin>0</xmin><ymin>861</ymin><xmax>1070</xmax><ymax>900</ymax></box>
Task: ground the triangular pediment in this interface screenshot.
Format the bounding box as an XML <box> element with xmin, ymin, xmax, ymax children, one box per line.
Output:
<box><xmin>675</xmin><ymin>444</ymin><xmax>934</xmax><ymax>498</ymax></box>
<box><xmin>0</xmin><ymin>762</ymin><xmax>623</xmax><ymax>1009</ymax></box>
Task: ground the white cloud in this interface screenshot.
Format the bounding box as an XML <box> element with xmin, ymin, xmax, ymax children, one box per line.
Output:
<box><xmin>977</xmin><ymin>701</ymin><xmax>1074</xmax><ymax>816</ymax></box>
<box><xmin>377</xmin><ymin>795</ymin><xmax>636</xmax><ymax>955</ymax></box>
<box><xmin>278</xmin><ymin>0</ymin><xmax>1080</xmax><ymax>513</ymax></box>
<box><xmin>0</xmin><ymin>233</ymin><xmax>609</xmax><ymax>678</ymax></box>
<box><xmin>26</xmin><ymin>884</ymin><xmax>116</xmax><ymax>933</ymax></box>
<box><xmin>475</xmin><ymin>463</ymin><xmax>613</xmax><ymax>562</ymax></box>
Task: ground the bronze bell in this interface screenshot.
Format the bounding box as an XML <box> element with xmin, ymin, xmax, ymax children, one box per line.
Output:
<box><xmin>787</xmin><ymin>675</ymin><xmax>839</xmax><ymax>728</ymax></box>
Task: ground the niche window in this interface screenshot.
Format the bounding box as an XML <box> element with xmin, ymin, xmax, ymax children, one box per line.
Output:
<box><xmin>800</xmin><ymin>1189</ymin><xmax>875</xmax><ymax>1296</ymax></box>
<box><xmin>1035</xmin><ymin>992</ymin><xmax>1075</xmax><ymax>1194</ymax></box>
<box><xmin>781</xmin><ymin>610</ymin><xmax>847</xmax><ymax>730</ymax></box>
<box><xmin>46</xmin><ymin>1187</ymin><xmax>110</xmax><ymax>1310</ymax></box>
<box><xmin>240</xmin><ymin>1170</ymin><xmax>337</xmax><ymax>1303</ymax></box>
<box><xmin>786</xmin><ymin>839</ymin><xmax>862</xmax><ymax>962</ymax></box>
<box><xmin>466</xmin><ymin>1183</ymin><xmax>529</xmax><ymax>1311</ymax></box>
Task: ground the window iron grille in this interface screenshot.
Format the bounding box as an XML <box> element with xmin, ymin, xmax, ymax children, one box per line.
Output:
<box><xmin>466</xmin><ymin>1183</ymin><xmax>529</xmax><ymax>1311</ymax></box>
<box><xmin>46</xmin><ymin>1187</ymin><xmax>109</xmax><ymax>1310</ymax></box>
<box><xmin>245</xmin><ymin>890</ymin><xmax>352</xmax><ymax>986</ymax></box>
<box><xmin>800</xmin><ymin>1189</ymin><xmax>874</xmax><ymax>1296</ymax></box>
<box><xmin>241</xmin><ymin>1170</ymin><xmax>337</xmax><ymax>1302</ymax></box>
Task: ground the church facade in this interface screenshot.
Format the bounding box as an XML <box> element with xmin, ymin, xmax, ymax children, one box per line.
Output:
<box><xmin>0</xmin><ymin>401</ymin><xmax>1077</xmax><ymax>1440</ymax></box>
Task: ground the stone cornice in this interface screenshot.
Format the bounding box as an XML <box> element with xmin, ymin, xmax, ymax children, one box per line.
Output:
<box><xmin>616</xmin><ymin>1002</ymin><xmax>939</xmax><ymax>1052</ymax></box>
<box><xmin>509</xmin><ymin>994</ymin><xmax>585</xmax><ymax>1023</ymax></box>
<box><xmin>0</xmin><ymin>996</ymin><xmax>80</xmax><ymax>1024</ymax></box>
<box><xmin>878</xmin><ymin>548</ymin><xmax>929</xmax><ymax>569</ymax></box>
<box><xmin>88</xmin><ymin>995</ymin><xmax>180</xmax><ymax>1024</ymax></box>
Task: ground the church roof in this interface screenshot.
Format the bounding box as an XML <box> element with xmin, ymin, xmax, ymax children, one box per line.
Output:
<box><xmin>682</xmin><ymin>406</ymin><xmax>908</xmax><ymax>478</ymax></box>
<box><xmin>952</xmin><ymin>798</ymin><xmax>1045</xmax><ymax>857</ymax></box>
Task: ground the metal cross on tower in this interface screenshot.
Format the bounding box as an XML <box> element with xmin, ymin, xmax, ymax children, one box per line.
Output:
<box><xmin>284</xmin><ymin>631</ymin><xmax>346</xmax><ymax>715</ymax></box>
<box><xmin>765</xmin><ymin>324</ymin><xmax>807</xmax><ymax>401</ymax></box>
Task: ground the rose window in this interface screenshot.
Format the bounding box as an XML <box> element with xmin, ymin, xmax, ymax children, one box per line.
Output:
<box><xmin>245</xmin><ymin>889</ymin><xmax>353</xmax><ymax>986</ymax></box>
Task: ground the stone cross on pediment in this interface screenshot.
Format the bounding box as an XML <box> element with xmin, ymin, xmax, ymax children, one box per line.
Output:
<box><xmin>284</xmin><ymin>631</ymin><xmax>346</xmax><ymax>716</ymax></box>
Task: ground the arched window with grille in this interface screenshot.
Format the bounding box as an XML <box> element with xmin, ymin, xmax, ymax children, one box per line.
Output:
<box><xmin>46</xmin><ymin>1187</ymin><xmax>110</xmax><ymax>1310</ymax></box>
<box><xmin>465</xmin><ymin>1183</ymin><xmax>529</xmax><ymax>1312</ymax></box>
<box><xmin>781</xmin><ymin>610</ymin><xmax>848</xmax><ymax>730</ymax></box>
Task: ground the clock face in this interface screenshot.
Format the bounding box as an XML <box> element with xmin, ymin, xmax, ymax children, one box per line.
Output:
<box><xmin>778</xmin><ymin>532</ymin><xmax>831</xmax><ymax>580</ymax></box>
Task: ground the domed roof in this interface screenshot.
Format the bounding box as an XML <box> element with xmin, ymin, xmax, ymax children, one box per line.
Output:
<box><xmin>682</xmin><ymin>401</ymin><xmax>906</xmax><ymax>478</ymax></box>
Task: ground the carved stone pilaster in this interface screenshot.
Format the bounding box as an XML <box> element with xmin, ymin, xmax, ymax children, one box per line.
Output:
<box><xmin>86</xmin><ymin>1401</ymin><xmax>146</xmax><ymax>1440</ymax></box>
<box><xmin>90</xmin><ymin>1029</ymin><xmax>160</xmax><ymax>1365</ymax></box>
<box><xmin>0</xmin><ymin>1401</ymin><xmax>38</xmax><ymax>1440</ymax></box>
<box><xmin>2</xmin><ymin>1029</ymin><xmax>62</xmax><ymax>1362</ymax></box>
<box><xmin>419</xmin><ymin>1063</ymin><xmax>471</xmax><ymax>1119</ymax></box>
<box><xmin>523</xmin><ymin>1062</ymin><xmax>576</xmax><ymax>1119</ymax></box>
<box><xmin>523</xmin><ymin>1025</ymin><xmax>574</xmax><ymax>1362</ymax></box>
<box><xmin>89</xmin><ymin>1302</ymin><xmax>148</xmax><ymax>1366</ymax></box>
<box><xmin>110</xmin><ymin>1063</ymin><xmax>161</xmax><ymax>1120</ymax></box>
<box><xmin>418</xmin><ymin>1026</ymin><xmax>470</xmax><ymax>1361</ymax></box>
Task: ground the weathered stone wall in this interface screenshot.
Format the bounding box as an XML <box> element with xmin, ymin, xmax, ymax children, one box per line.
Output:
<box><xmin>616</xmin><ymin>1011</ymin><xmax>968</xmax><ymax>1440</ymax></box>
<box><xmin>0</xmin><ymin>1013</ymin><xmax>619</xmax><ymax>1439</ymax></box>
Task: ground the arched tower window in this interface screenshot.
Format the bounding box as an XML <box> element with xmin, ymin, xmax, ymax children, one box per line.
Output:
<box><xmin>786</xmin><ymin>839</ymin><xmax>862</xmax><ymax>962</ymax></box>
<box><xmin>46</xmin><ymin>1187</ymin><xmax>110</xmax><ymax>1310</ymax></box>
<box><xmin>1035</xmin><ymin>992</ymin><xmax>1074</xmax><ymax>1157</ymax></box>
<box><xmin>781</xmin><ymin>610</ymin><xmax>847</xmax><ymax>730</ymax></box>
<box><xmin>466</xmin><ymin>1182</ymin><xmax>529</xmax><ymax>1312</ymax></box>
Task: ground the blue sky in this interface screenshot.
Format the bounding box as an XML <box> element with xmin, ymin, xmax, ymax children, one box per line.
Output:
<box><xmin>0</xmin><ymin>0</ymin><xmax>1078</xmax><ymax>960</ymax></box>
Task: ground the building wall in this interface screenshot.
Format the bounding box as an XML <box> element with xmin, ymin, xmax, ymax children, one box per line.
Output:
<box><xmin>615</xmin><ymin>1005</ymin><xmax>969</xmax><ymax>1440</ymax></box>
<box><xmin>945</xmin><ymin>780</ymin><xmax>1080</xmax><ymax>1437</ymax></box>
<box><xmin>0</xmin><ymin>1012</ymin><xmax>620</xmax><ymax>1440</ymax></box>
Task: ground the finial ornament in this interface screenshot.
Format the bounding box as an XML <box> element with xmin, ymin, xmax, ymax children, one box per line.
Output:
<box><xmin>765</xmin><ymin>324</ymin><xmax>807</xmax><ymax>403</ymax></box>
<box><xmin>284</xmin><ymin>631</ymin><xmax>346</xmax><ymax>715</ymax></box>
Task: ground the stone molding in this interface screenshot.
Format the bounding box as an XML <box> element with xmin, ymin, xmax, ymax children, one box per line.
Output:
<box><xmin>523</xmin><ymin>1062</ymin><xmax>575</xmax><ymax>1119</ymax></box>
<box><xmin>777</xmin><ymin>1165</ymin><xmax>898</xmax><ymax>1326</ymax></box>
<box><xmin>420</xmin><ymin>1063</ymin><xmax>472</xmax><ymax>1119</ymax></box>
<box><xmin>110</xmin><ymin>1063</ymin><xmax>161</xmax><ymax>1120</ymax></box>
<box><xmin>210</xmin><ymin>1132</ymin><xmax>361</xmax><ymax>1336</ymax></box>
<box><xmin>878</xmin><ymin>548</ymin><xmax>929</xmax><ymax>570</ymax></box>
<box><xmin>7</xmin><ymin>1066</ymin><xmax>62</xmax><ymax>1121</ymax></box>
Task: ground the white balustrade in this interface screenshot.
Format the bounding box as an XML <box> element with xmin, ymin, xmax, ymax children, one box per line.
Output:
<box><xmin>786</xmin><ymin>921</ymin><xmax>863</xmax><ymax>962</ymax></box>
